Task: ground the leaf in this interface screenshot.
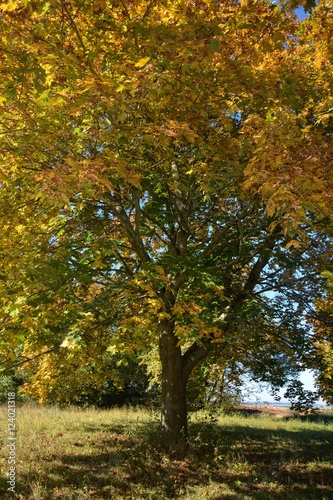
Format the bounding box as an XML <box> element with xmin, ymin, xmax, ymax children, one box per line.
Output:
<box><xmin>134</xmin><ymin>56</ymin><xmax>150</xmax><ymax>68</ymax></box>
<box><xmin>285</xmin><ymin>240</ymin><xmax>301</xmax><ymax>249</ymax></box>
<box><xmin>209</xmin><ymin>39</ymin><xmax>220</xmax><ymax>52</ymax></box>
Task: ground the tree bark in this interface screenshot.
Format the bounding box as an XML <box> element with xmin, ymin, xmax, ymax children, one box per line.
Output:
<box><xmin>159</xmin><ymin>318</ymin><xmax>188</xmax><ymax>458</ymax></box>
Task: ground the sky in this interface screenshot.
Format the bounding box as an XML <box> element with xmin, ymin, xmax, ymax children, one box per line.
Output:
<box><xmin>242</xmin><ymin>370</ymin><xmax>330</xmax><ymax>406</ymax></box>
<box><xmin>294</xmin><ymin>6</ymin><xmax>309</xmax><ymax>21</ymax></box>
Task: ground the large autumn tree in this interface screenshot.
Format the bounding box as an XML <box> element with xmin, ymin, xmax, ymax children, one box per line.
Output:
<box><xmin>1</xmin><ymin>0</ymin><xmax>333</xmax><ymax>455</ymax></box>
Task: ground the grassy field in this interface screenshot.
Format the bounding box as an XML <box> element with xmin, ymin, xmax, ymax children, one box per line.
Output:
<box><xmin>1</xmin><ymin>403</ymin><xmax>333</xmax><ymax>499</ymax></box>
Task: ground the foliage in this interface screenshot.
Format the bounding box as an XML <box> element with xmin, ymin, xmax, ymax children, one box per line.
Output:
<box><xmin>21</xmin><ymin>346</ymin><xmax>153</xmax><ymax>407</ymax></box>
<box><xmin>1</xmin><ymin>0</ymin><xmax>333</xmax><ymax>453</ymax></box>
<box><xmin>309</xmin><ymin>271</ymin><xmax>333</xmax><ymax>405</ymax></box>
<box><xmin>283</xmin><ymin>379</ymin><xmax>320</xmax><ymax>413</ymax></box>
<box><xmin>187</xmin><ymin>358</ymin><xmax>243</xmax><ymax>413</ymax></box>
<box><xmin>0</xmin><ymin>369</ymin><xmax>27</xmax><ymax>404</ymax></box>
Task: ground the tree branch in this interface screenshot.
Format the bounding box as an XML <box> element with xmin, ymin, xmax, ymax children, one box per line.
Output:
<box><xmin>182</xmin><ymin>233</ymin><xmax>279</xmax><ymax>380</ymax></box>
<box><xmin>61</xmin><ymin>0</ymin><xmax>97</xmax><ymax>76</ymax></box>
<box><xmin>0</xmin><ymin>347</ymin><xmax>60</xmax><ymax>376</ymax></box>
<box><xmin>182</xmin><ymin>338</ymin><xmax>215</xmax><ymax>381</ymax></box>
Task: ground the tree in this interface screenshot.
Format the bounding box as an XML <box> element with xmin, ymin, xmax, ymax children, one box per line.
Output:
<box><xmin>1</xmin><ymin>0</ymin><xmax>333</xmax><ymax>456</ymax></box>
<box><xmin>22</xmin><ymin>347</ymin><xmax>152</xmax><ymax>407</ymax></box>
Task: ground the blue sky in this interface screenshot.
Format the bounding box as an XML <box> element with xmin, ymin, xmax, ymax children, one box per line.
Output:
<box><xmin>294</xmin><ymin>6</ymin><xmax>309</xmax><ymax>21</ymax></box>
<box><xmin>243</xmin><ymin>370</ymin><xmax>325</xmax><ymax>405</ymax></box>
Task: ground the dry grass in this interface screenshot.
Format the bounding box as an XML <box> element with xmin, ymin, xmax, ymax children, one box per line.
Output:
<box><xmin>0</xmin><ymin>403</ymin><xmax>332</xmax><ymax>499</ymax></box>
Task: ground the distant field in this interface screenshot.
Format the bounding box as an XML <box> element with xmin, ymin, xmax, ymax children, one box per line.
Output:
<box><xmin>1</xmin><ymin>403</ymin><xmax>333</xmax><ymax>499</ymax></box>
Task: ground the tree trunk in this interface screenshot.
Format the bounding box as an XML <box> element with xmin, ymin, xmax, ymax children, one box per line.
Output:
<box><xmin>159</xmin><ymin>319</ymin><xmax>188</xmax><ymax>458</ymax></box>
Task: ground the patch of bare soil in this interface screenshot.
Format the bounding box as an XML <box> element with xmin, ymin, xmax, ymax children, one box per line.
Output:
<box><xmin>238</xmin><ymin>404</ymin><xmax>332</xmax><ymax>419</ymax></box>
<box><xmin>237</xmin><ymin>404</ymin><xmax>296</xmax><ymax>418</ymax></box>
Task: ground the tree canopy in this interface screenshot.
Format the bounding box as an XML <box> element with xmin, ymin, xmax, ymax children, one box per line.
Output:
<box><xmin>1</xmin><ymin>0</ymin><xmax>333</xmax><ymax>455</ymax></box>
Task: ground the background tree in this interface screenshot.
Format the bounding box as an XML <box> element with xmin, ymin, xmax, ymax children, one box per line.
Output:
<box><xmin>21</xmin><ymin>345</ymin><xmax>152</xmax><ymax>408</ymax></box>
<box><xmin>1</xmin><ymin>0</ymin><xmax>333</xmax><ymax>456</ymax></box>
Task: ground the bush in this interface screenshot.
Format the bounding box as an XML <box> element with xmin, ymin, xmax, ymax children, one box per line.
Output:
<box><xmin>0</xmin><ymin>369</ymin><xmax>28</xmax><ymax>403</ymax></box>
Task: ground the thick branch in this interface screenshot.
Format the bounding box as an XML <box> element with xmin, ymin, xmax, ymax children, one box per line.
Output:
<box><xmin>182</xmin><ymin>338</ymin><xmax>215</xmax><ymax>381</ymax></box>
<box><xmin>107</xmin><ymin>193</ymin><xmax>151</xmax><ymax>264</ymax></box>
<box><xmin>142</xmin><ymin>0</ymin><xmax>155</xmax><ymax>22</ymax></box>
<box><xmin>181</xmin><ymin>234</ymin><xmax>278</xmax><ymax>379</ymax></box>
<box><xmin>218</xmin><ymin>233</ymin><xmax>278</xmax><ymax>321</ymax></box>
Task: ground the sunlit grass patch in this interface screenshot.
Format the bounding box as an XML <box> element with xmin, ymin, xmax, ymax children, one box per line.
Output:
<box><xmin>0</xmin><ymin>404</ymin><xmax>332</xmax><ymax>499</ymax></box>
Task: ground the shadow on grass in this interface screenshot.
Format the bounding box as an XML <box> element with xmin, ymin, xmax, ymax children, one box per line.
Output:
<box><xmin>1</xmin><ymin>418</ymin><xmax>333</xmax><ymax>499</ymax></box>
<box><xmin>283</xmin><ymin>413</ymin><xmax>333</xmax><ymax>424</ymax></box>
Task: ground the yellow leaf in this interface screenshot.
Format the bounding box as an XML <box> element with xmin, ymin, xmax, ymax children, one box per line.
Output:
<box><xmin>285</xmin><ymin>240</ymin><xmax>300</xmax><ymax>250</ymax></box>
<box><xmin>0</xmin><ymin>1</ymin><xmax>21</xmax><ymax>11</ymax></box>
<box><xmin>99</xmin><ymin>177</ymin><xmax>113</xmax><ymax>191</ymax></box>
<box><xmin>60</xmin><ymin>339</ymin><xmax>76</xmax><ymax>349</ymax></box>
<box><xmin>16</xmin><ymin>224</ymin><xmax>25</xmax><ymax>234</ymax></box>
<box><xmin>135</xmin><ymin>56</ymin><xmax>150</xmax><ymax>68</ymax></box>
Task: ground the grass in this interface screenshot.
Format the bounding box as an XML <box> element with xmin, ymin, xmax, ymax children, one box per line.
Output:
<box><xmin>0</xmin><ymin>403</ymin><xmax>333</xmax><ymax>499</ymax></box>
